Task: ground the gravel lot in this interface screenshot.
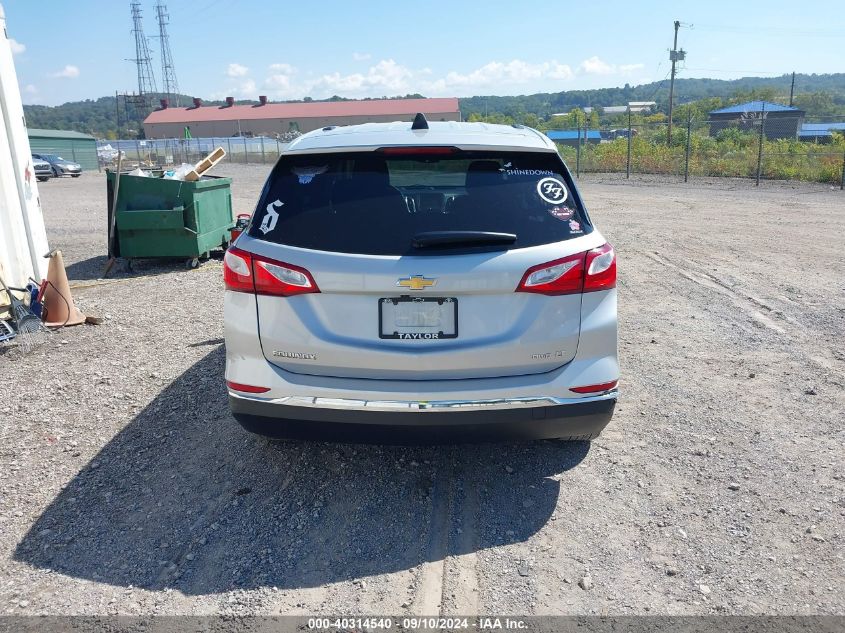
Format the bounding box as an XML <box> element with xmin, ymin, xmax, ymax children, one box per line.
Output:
<box><xmin>0</xmin><ymin>166</ymin><xmax>843</xmax><ymax>616</ymax></box>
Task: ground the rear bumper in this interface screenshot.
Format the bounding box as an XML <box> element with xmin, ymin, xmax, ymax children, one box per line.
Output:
<box><xmin>229</xmin><ymin>390</ymin><xmax>616</xmax><ymax>443</ymax></box>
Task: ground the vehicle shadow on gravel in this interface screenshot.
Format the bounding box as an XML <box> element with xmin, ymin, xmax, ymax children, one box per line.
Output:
<box><xmin>14</xmin><ymin>346</ymin><xmax>589</xmax><ymax>594</ymax></box>
<box><xmin>65</xmin><ymin>254</ymin><xmax>224</xmax><ymax>281</ymax></box>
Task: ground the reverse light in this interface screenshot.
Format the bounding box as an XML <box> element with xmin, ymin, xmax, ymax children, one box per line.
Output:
<box><xmin>570</xmin><ymin>380</ymin><xmax>618</xmax><ymax>394</ymax></box>
<box><xmin>223</xmin><ymin>246</ymin><xmax>320</xmax><ymax>297</ymax></box>
<box><xmin>583</xmin><ymin>243</ymin><xmax>616</xmax><ymax>292</ymax></box>
<box><xmin>223</xmin><ymin>248</ymin><xmax>253</xmax><ymax>292</ymax></box>
<box><xmin>226</xmin><ymin>380</ymin><xmax>270</xmax><ymax>394</ymax></box>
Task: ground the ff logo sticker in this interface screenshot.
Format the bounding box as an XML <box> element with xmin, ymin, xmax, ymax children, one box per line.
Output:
<box><xmin>536</xmin><ymin>177</ymin><xmax>568</xmax><ymax>204</ymax></box>
<box><xmin>259</xmin><ymin>199</ymin><xmax>283</xmax><ymax>234</ymax></box>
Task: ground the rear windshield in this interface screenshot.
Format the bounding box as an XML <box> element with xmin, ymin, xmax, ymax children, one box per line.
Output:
<box><xmin>248</xmin><ymin>149</ymin><xmax>591</xmax><ymax>255</ymax></box>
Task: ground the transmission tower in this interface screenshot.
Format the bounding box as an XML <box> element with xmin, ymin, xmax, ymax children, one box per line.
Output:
<box><xmin>155</xmin><ymin>1</ymin><xmax>180</xmax><ymax>106</ymax></box>
<box><xmin>129</xmin><ymin>1</ymin><xmax>158</xmax><ymax>110</ymax></box>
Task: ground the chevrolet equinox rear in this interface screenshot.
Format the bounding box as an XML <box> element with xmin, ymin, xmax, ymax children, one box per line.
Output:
<box><xmin>223</xmin><ymin>117</ymin><xmax>618</xmax><ymax>442</ymax></box>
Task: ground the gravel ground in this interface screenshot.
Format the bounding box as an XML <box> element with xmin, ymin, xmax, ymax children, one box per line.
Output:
<box><xmin>0</xmin><ymin>166</ymin><xmax>842</xmax><ymax>616</ymax></box>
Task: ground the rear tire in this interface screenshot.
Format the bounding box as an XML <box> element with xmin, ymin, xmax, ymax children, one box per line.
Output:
<box><xmin>71</xmin><ymin>174</ymin><xmax>81</xmax><ymax>178</ymax></box>
<box><xmin>37</xmin><ymin>177</ymin><xmax>49</xmax><ymax>182</ymax></box>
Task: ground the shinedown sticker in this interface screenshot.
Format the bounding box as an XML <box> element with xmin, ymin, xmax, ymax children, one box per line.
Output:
<box><xmin>536</xmin><ymin>177</ymin><xmax>568</xmax><ymax>205</ymax></box>
<box><xmin>259</xmin><ymin>199</ymin><xmax>284</xmax><ymax>234</ymax></box>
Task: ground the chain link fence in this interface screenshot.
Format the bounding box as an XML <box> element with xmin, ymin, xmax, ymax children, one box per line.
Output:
<box><xmin>98</xmin><ymin>119</ymin><xmax>845</xmax><ymax>189</ymax></box>
<box><xmin>556</xmin><ymin>115</ymin><xmax>845</xmax><ymax>188</ymax></box>
<box><xmin>97</xmin><ymin>136</ymin><xmax>293</xmax><ymax>170</ymax></box>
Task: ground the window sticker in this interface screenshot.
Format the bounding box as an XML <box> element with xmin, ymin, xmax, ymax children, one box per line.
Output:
<box><xmin>536</xmin><ymin>177</ymin><xmax>568</xmax><ymax>204</ymax></box>
<box><xmin>548</xmin><ymin>206</ymin><xmax>574</xmax><ymax>221</ymax></box>
<box><xmin>292</xmin><ymin>165</ymin><xmax>328</xmax><ymax>184</ymax></box>
<box><xmin>502</xmin><ymin>168</ymin><xmax>556</xmax><ymax>176</ymax></box>
<box><xmin>569</xmin><ymin>219</ymin><xmax>582</xmax><ymax>233</ymax></box>
<box><xmin>259</xmin><ymin>199</ymin><xmax>284</xmax><ymax>234</ymax></box>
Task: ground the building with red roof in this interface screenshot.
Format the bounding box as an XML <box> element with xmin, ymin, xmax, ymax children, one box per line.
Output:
<box><xmin>143</xmin><ymin>96</ymin><xmax>461</xmax><ymax>138</ymax></box>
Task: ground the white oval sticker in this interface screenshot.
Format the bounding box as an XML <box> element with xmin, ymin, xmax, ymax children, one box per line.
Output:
<box><xmin>536</xmin><ymin>177</ymin><xmax>568</xmax><ymax>204</ymax></box>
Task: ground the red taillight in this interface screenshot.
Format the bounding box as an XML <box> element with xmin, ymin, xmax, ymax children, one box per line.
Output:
<box><xmin>570</xmin><ymin>380</ymin><xmax>618</xmax><ymax>394</ymax></box>
<box><xmin>223</xmin><ymin>246</ymin><xmax>320</xmax><ymax>297</ymax></box>
<box><xmin>515</xmin><ymin>243</ymin><xmax>616</xmax><ymax>296</ymax></box>
<box><xmin>583</xmin><ymin>243</ymin><xmax>616</xmax><ymax>292</ymax></box>
<box><xmin>515</xmin><ymin>252</ymin><xmax>586</xmax><ymax>295</ymax></box>
<box><xmin>226</xmin><ymin>380</ymin><xmax>270</xmax><ymax>394</ymax></box>
<box><xmin>223</xmin><ymin>247</ymin><xmax>253</xmax><ymax>292</ymax></box>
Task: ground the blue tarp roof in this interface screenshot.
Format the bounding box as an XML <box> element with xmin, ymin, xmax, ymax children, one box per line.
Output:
<box><xmin>710</xmin><ymin>101</ymin><xmax>800</xmax><ymax>114</ymax></box>
<box><xmin>546</xmin><ymin>130</ymin><xmax>602</xmax><ymax>141</ymax></box>
<box><xmin>800</xmin><ymin>122</ymin><xmax>845</xmax><ymax>132</ymax></box>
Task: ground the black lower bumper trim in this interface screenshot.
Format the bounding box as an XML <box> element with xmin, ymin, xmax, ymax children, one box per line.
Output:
<box><xmin>229</xmin><ymin>395</ymin><xmax>615</xmax><ymax>444</ymax></box>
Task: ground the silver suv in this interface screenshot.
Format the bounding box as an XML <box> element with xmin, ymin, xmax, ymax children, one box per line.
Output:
<box><xmin>223</xmin><ymin>117</ymin><xmax>618</xmax><ymax>442</ymax></box>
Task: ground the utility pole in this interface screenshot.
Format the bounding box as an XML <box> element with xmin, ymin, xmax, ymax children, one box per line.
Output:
<box><xmin>789</xmin><ymin>71</ymin><xmax>796</xmax><ymax>107</ymax></box>
<box><xmin>667</xmin><ymin>20</ymin><xmax>686</xmax><ymax>145</ymax></box>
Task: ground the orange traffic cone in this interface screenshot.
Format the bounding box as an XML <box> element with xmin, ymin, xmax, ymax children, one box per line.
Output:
<box><xmin>42</xmin><ymin>250</ymin><xmax>85</xmax><ymax>327</ymax></box>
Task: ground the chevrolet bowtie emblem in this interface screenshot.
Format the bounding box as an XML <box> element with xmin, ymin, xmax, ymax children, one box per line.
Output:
<box><xmin>397</xmin><ymin>275</ymin><xmax>436</xmax><ymax>290</ymax></box>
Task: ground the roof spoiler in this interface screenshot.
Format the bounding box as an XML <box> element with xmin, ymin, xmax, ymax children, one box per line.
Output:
<box><xmin>411</xmin><ymin>112</ymin><xmax>429</xmax><ymax>130</ymax></box>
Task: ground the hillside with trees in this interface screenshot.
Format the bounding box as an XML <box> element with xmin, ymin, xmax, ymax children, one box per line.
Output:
<box><xmin>21</xmin><ymin>73</ymin><xmax>845</xmax><ymax>139</ymax></box>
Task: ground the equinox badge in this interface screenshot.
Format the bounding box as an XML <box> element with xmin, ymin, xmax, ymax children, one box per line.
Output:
<box><xmin>396</xmin><ymin>275</ymin><xmax>436</xmax><ymax>290</ymax></box>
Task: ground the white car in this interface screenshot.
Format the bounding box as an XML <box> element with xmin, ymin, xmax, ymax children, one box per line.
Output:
<box><xmin>223</xmin><ymin>116</ymin><xmax>618</xmax><ymax>442</ymax></box>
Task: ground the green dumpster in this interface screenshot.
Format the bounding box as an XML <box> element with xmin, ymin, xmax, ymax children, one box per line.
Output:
<box><xmin>106</xmin><ymin>171</ymin><xmax>234</xmax><ymax>266</ymax></box>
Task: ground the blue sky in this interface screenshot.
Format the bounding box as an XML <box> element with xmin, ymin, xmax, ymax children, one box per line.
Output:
<box><xmin>5</xmin><ymin>0</ymin><xmax>843</xmax><ymax>106</ymax></box>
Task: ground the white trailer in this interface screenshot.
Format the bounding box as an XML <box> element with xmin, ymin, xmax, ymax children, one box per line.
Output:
<box><xmin>0</xmin><ymin>2</ymin><xmax>50</xmax><ymax>301</ymax></box>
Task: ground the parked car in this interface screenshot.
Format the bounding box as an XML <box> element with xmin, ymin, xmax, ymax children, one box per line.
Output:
<box><xmin>31</xmin><ymin>156</ymin><xmax>52</xmax><ymax>182</ymax></box>
<box><xmin>31</xmin><ymin>153</ymin><xmax>82</xmax><ymax>177</ymax></box>
<box><xmin>223</xmin><ymin>116</ymin><xmax>618</xmax><ymax>442</ymax></box>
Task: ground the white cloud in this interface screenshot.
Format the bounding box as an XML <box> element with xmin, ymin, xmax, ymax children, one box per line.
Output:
<box><xmin>226</xmin><ymin>63</ymin><xmax>249</xmax><ymax>77</ymax></box>
<box><xmin>235</xmin><ymin>79</ymin><xmax>256</xmax><ymax>97</ymax></box>
<box><xmin>247</xmin><ymin>56</ymin><xmax>643</xmax><ymax>101</ymax></box>
<box><xmin>579</xmin><ymin>57</ymin><xmax>645</xmax><ymax>76</ymax></box>
<box><xmin>9</xmin><ymin>38</ymin><xmax>25</xmax><ymax>55</ymax></box>
<box><xmin>23</xmin><ymin>84</ymin><xmax>37</xmax><ymax>94</ymax></box>
<box><xmin>352</xmin><ymin>52</ymin><xmax>371</xmax><ymax>62</ymax></box>
<box><xmin>579</xmin><ymin>56</ymin><xmax>614</xmax><ymax>75</ymax></box>
<box><xmin>269</xmin><ymin>63</ymin><xmax>296</xmax><ymax>74</ymax></box>
<box><xmin>442</xmin><ymin>60</ymin><xmax>574</xmax><ymax>89</ymax></box>
<box><xmin>309</xmin><ymin>59</ymin><xmax>413</xmax><ymax>96</ymax></box>
<box><xmin>50</xmin><ymin>65</ymin><xmax>80</xmax><ymax>78</ymax></box>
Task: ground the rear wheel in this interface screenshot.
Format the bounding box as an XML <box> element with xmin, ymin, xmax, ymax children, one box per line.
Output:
<box><xmin>71</xmin><ymin>174</ymin><xmax>81</xmax><ymax>178</ymax></box>
<box><xmin>37</xmin><ymin>177</ymin><xmax>49</xmax><ymax>182</ymax></box>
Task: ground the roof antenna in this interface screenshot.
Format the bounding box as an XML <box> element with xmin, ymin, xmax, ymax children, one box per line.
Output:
<box><xmin>411</xmin><ymin>112</ymin><xmax>429</xmax><ymax>130</ymax></box>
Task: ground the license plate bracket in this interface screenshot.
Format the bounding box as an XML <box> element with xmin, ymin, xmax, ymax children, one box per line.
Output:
<box><xmin>379</xmin><ymin>296</ymin><xmax>458</xmax><ymax>339</ymax></box>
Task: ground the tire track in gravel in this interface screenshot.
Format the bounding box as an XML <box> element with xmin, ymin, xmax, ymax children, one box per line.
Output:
<box><xmin>411</xmin><ymin>451</ymin><xmax>454</xmax><ymax>615</ymax></box>
<box><xmin>645</xmin><ymin>251</ymin><xmax>789</xmax><ymax>334</ymax></box>
<box><xmin>643</xmin><ymin>249</ymin><xmax>845</xmax><ymax>381</ymax></box>
<box><xmin>444</xmin><ymin>453</ymin><xmax>480</xmax><ymax>615</ymax></box>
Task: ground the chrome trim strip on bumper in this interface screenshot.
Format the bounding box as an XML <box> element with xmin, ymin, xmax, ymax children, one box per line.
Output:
<box><xmin>228</xmin><ymin>389</ymin><xmax>618</xmax><ymax>413</ymax></box>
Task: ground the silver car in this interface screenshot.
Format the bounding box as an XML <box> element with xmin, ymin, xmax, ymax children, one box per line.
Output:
<box><xmin>224</xmin><ymin>117</ymin><xmax>618</xmax><ymax>442</ymax></box>
<box><xmin>31</xmin><ymin>153</ymin><xmax>82</xmax><ymax>177</ymax></box>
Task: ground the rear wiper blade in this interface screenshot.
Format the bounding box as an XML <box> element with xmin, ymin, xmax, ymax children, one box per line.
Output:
<box><xmin>412</xmin><ymin>231</ymin><xmax>517</xmax><ymax>248</ymax></box>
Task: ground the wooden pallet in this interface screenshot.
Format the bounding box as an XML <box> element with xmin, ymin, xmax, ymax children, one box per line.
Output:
<box><xmin>184</xmin><ymin>147</ymin><xmax>226</xmax><ymax>181</ymax></box>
